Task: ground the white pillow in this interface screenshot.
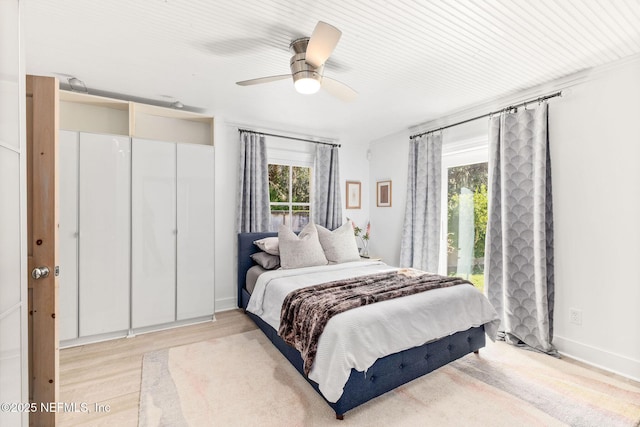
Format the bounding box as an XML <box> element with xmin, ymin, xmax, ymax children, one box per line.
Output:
<box><xmin>317</xmin><ymin>222</ymin><xmax>361</xmax><ymax>264</ymax></box>
<box><xmin>278</xmin><ymin>223</ymin><xmax>328</xmax><ymax>269</ymax></box>
<box><xmin>253</xmin><ymin>237</ymin><xmax>279</xmax><ymax>255</ymax></box>
<box><xmin>250</xmin><ymin>251</ymin><xmax>280</xmax><ymax>270</ymax></box>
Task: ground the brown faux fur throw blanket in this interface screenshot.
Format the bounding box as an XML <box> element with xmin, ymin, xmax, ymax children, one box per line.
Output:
<box><xmin>278</xmin><ymin>269</ymin><xmax>472</xmax><ymax>375</ymax></box>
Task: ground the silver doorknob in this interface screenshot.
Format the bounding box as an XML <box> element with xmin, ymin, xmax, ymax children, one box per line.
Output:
<box><xmin>32</xmin><ymin>266</ymin><xmax>50</xmax><ymax>280</ymax></box>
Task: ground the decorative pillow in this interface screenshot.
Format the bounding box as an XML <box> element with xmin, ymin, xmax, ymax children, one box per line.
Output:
<box><xmin>278</xmin><ymin>223</ymin><xmax>328</xmax><ymax>269</ymax></box>
<box><xmin>250</xmin><ymin>251</ymin><xmax>281</xmax><ymax>270</ymax></box>
<box><xmin>253</xmin><ymin>237</ymin><xmax>279</xmax><ymax>255</ymax></box>
<box><xmin>317</xmin><ymin>222</ymin><xmax>361</xmax><ymax>264</ymax></box>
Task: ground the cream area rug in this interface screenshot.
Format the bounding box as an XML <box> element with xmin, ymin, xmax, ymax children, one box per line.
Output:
<box><xmin>138</xmin><ymin>329</ymin><xmax>640</xmax><ymax>426</ymax></box>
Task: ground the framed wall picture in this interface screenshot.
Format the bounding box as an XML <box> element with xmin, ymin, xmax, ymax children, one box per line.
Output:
<box><xmin>376</xmin><ymin>180</ymin><xmax>392</xmax><ymax>207</ymax></box>
<box><xmin>346</xmin><ymin>181</ymin><xmax>361</xmax><ymax>209</ymax></box>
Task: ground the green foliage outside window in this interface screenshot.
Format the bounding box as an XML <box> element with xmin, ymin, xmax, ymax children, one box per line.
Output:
<box><xmin>269</xmin><ymin>165</ymin><xmax>310</xmax><ymax>204</ymax></box>
<box><xmin>268</xmin><ymin>164</ymin><xmax>311</xmax><ymax>231</ymax></box>
<box><xmin>292</xmin><ymin>167</ymin><xmax>310</xmax><ymax>203</ymax></box>
<box><xmin>447</xmin><ymin>163</ymin><xmax>488</xmax><ymax>292</ymax></box>
<box><xmin>269</xmin><ymin>164</ymin><xmax>290</xmax><ymax>203</ymax></box>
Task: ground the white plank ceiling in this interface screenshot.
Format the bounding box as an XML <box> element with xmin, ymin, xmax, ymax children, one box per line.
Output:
<box><xmin>23</xmin><ymin>0</ymin><xmax>640</xmax><ymax>142</ymax></box>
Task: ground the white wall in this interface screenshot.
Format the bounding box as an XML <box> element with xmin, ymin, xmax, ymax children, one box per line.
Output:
<box><xmin>213</xmin><ymin>122</ymin><xmax>370</xmax><ymax>311</ymax></box>
<box><xmin>212</xmin><ymin>119</ymin><xmax>241</xmax><ymax>311</ymax></box>
<box><xmin>0</xmin><ymin>0</ymin><xmax>28</xmax><ymax>426</ymax></box>
<box><xmin>339</xmin><ymin>137</ymin><xmax>370</xmax><ymax>235</ymax></box>
<box><xmin>368</xmin><ymin>130</ymin><xmax>410</xmax><ymax>265</ymax></box>
<box><xmin>368</xmin><ymin>57</ymin><xmax>640</xmax><ymax>381</ymax></box>
<box><xmin>550</xmin><ymin>58</ymin><xmax>640</xmax><ymax>380</ymax></box>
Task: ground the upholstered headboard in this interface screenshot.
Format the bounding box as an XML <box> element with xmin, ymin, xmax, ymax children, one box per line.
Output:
<box><xmin>237</xmin><ymin>232</ymin><xmax>277</xmax><ymax>308</ymax></box>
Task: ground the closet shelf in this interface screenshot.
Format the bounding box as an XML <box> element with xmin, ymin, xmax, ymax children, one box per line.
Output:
<box><xmin>59</xmin><ymin>90</ymin><xmax>214</xmax><ymax>146</ymax></box>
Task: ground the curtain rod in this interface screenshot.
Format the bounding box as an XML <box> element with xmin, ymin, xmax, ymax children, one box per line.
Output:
<box><xmin>409</xmin><ymin>91</ymin><xmax>562</xmax><ymax>140</ymax></box>
<box><xmin>238</xmin><ymin>128</ymin><xmax>341</xmax><ymax>148</ymax></box>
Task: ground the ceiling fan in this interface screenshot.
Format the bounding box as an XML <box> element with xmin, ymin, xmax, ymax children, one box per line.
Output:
<box><xmin>236</xmin><ymin>21</ymin><xmax>357</xmax><ymax>102</ymax></box>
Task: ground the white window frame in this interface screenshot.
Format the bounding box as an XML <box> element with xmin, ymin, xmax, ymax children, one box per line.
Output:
<box><xmin>266</xmin><ymin>136</ymin><xmax>314</xmax><ymax>230</ymax></box>
<box><xmin>439</xmin><ymin>137</ymin><xmax>488</xmax><ymax>275</ymax></box>
<box><xmin>268</xmin><ymin>162</ymin><xmax>312</xmax><ymax>216</ymax></box>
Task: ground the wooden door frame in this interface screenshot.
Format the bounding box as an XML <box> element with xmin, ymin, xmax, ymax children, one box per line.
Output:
<box><xmin>26</xmin><ymin>75</ymin><xmax>59</xmax><ymax>427</ymax></box>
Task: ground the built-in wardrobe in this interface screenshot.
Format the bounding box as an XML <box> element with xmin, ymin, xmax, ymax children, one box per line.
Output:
<box><xmin>58</xmin><ymin>91</ymin><xmax>215</xmax><ymax>346</ymax></box>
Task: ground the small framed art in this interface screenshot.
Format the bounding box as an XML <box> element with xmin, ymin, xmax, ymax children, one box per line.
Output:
<box><xmin>376</xmin><ymin>180</ymin><xmax>392</xmax><ymax>207</ymax></box>
<box><xmin>346</xmin><ymin>181</ymin><xmax>361</xmax><ymax>209</ymax></box>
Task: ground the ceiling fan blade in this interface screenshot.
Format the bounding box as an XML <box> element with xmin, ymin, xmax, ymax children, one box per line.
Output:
<box><xmin>321</xmin><ymin>76</ymin><xmax>357</xmax><ymax>102</ymax></box>
<box><xmin>305</xmin><ymin>21</ymin><xmax>342</xmax><ymax>68</ymax></box>
<box><xmin>236</xmin><ymin>75</ymin><xmax>291</xmax><ymax>86</ymax></box>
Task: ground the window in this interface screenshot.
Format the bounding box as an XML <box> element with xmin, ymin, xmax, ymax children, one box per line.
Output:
<box><xmin>441</xmin><ymin>139</ymin><xmax>488</xmax><ymax>293</ymax></box>
<box><xmin>265</xmin><ymin>134</ymin><xmax>314</xmax><ymax>232</ymax></box>
<box><xmin>268</xmin><ymin>164</ymin><xmax>311</xmax><ymax>232</ymax></box>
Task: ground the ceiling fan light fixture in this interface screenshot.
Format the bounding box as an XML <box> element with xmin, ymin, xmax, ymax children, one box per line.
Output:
<box><xmin>294</xmin><ymin>77</ymin><xmax>321</xmax><ymax>94</ymax></box>
<box><xmin>290</xmin><ymin>48</ymin><xmax>322</xmax><ymax>95</ymax></box>
<box><xmin>235</xmin><ymin>21</ymin><xmax>357</xmax><ymax>101</ymax></box>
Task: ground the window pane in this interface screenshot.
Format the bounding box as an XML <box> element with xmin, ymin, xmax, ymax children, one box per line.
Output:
<box><xmin>269</xmin><ymin>164</ymin><xmax>289</xmax><ymax>203</ymax></box>
<box><xmin>292</xmin><ymin>166</ymin><xmax>310</xmax><ymax>203</ymax></box>
<box><xmin>447</xmin><ymin>162</ymin><xmax>488</xmax><ymax>292</ymax></box>
<box><xmin>291</xmin><ymin>205</ymin><xmax>310</xmax><ymax>232</ymax></box>
<box><xmin>270</xmin><ymin>208</ymin><xmax>289</xmax><ymax>231</ymax></box>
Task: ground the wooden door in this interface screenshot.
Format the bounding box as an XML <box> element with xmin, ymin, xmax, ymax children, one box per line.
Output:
<box><xmin>26</xmin><ymin>75</ymin><xmax>59</xmax><ymax>427</ymax></box>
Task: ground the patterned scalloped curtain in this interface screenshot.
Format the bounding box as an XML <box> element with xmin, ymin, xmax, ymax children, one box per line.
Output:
<box><xmin>236</xmin><ymin>130</ymin><xmax>271</xmax><ymax>232</ymax></box>
<box><xmin>313</xmin><ymin>145</ymin><xmax>342</xmax><ymax>229</ymax></box>
<box><xmin>399</xmin><ymin>132</ymin><xmax>443</xmax><ymax>271</ymax></box>
<box><xmin>485</xmin><ymin>102</ymin><xmax>556</xmax><ymax>355</ymax></box>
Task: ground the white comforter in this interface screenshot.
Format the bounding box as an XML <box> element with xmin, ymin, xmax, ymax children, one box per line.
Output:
<box><xmin>246</xmin><ymin>261</ymin><xmax>500</xmax><ymax>403</ymax></box>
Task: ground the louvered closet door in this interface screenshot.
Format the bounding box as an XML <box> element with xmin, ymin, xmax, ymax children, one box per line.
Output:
<box><xmin>176</xmin><ymin>144</ymin><xmax>214</xmax><ymax>319</ymax></box>
<box><xmin>131</xmin><ymin>138</ymin><xmax>176</xmax><ymax>328</ymax></box>
<box><xmin>58</xmin><ymin>130</ymin><xmax>79</xmax><ymax>341</ymax></box>
<box><xmin>78</xmin><ymin>132</ymin><xmax>131</xmax><ymax>336</ymax></box>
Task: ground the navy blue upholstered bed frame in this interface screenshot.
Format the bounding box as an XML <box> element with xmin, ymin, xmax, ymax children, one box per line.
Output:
<box><xmin>237</xmin><ymin>232</ymin><xmax>486</xmax><ymax>419</ymax></box>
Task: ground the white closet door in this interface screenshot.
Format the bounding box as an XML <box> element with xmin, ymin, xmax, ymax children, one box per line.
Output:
<box><xmin>78</xmin><ymin>133</ymin><xmax>131</xmax><ymax>336</ymax></box>
<box><xmin>58</xmin><ymin>130</ymin><xmax>79</xmax><ymax>341</ymax></box>
<box><xmin>176</xmin><ymin>144</ymin><xmax>215</xmax><ymax>320</ymax></box>
<box><xmin>132</xmin><ymin>139</ymin><xmax>176</xmax><ymax>328</ymax></box>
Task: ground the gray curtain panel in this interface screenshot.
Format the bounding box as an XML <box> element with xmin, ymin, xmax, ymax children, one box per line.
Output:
<box><xmin>485</xmin><ymin>103</ymin><xmax>556</xmax><ymax>354</ymax></box>
<box><xmin>399</xmin><ymin>132</ymin><xmax>443</xmax><ymax>271</ymax></box>
<box><xmin>313</xmin><ymin>144</ymin><xmax>343</xmax><ymax>229</ymax></box>
<box><xmin>236</xmin><ymin>131</ymin><xmax>271</xmax><ymax>232</ymax></box>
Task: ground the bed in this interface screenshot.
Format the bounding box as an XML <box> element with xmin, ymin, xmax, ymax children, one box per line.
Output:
<box><xmin>237</xmin><ymin>230</ymin><xmax>500</xmax><ymax>419</ymax></box>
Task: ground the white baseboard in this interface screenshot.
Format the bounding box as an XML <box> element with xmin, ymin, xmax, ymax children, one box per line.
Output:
<box><xmin>60</xmin><ymin>315</ymin><xmax>216</xmax><ymax>348</ymax></box>
<box><xmin>554</xmin><ymin>335</ymin><xmax>640</xmax><ymax>383</ymax></box>
<box><xmin>61</xmin><ymin>330</ymin><xmax>128</xmax><ymax>348</ymax></box>
<box><xmin>215</xmin><ymin>297</ymin><xmax>238</xmax><ymax>313</ymax></box>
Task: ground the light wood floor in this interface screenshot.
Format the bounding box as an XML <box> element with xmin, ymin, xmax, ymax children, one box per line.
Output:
<box><xmin>58</xmin><ymin>309</ymin><xmax>639</xmax><ymax>426</ymax></box>
<box><xmin>58</xmin><ymin>310</ymin><xmax>256</xmax><ymax>426</ymax></box>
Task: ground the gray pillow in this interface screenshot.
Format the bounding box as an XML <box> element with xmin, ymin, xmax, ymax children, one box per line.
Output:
<box><xmin>278</xmin><ymin>223</ymin><xmax>328</xmax><ymax>269</ymax></box>
<box><xmin>317</xmin><ymin>222</ymin><xmax>361</xmax><ymax>264</ymax></box>
<box><xmin>250</xmin><ymin>251</ymin><xmax>280</xmax><ymax>270</ymax></box>
<box><xmin>253</xmin><ymin>237</ymin><xmax>279</xmax><ymax>255</ymax></box>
